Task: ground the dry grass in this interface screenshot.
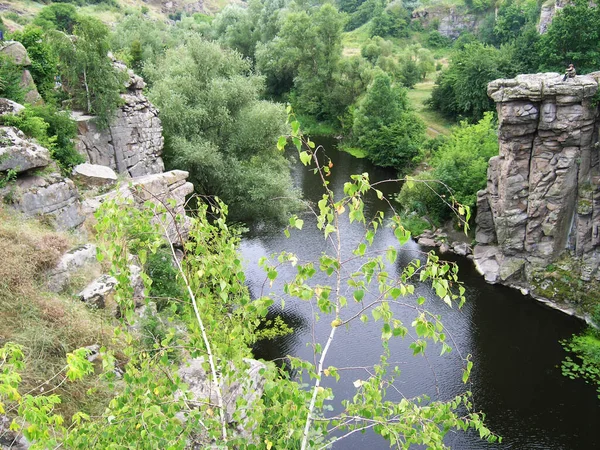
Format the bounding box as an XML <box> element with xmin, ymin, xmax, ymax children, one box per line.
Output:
<box><xmin>0</xmin><ymin>206</ymin><xmax>121</xmax><ymax>419</ymax></box>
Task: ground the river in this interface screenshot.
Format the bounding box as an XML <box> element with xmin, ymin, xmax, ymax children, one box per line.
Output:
<box><xmin>240</xmin><ymin>138</ymin><xmax>600</xmax><ymax>449</ymax></box>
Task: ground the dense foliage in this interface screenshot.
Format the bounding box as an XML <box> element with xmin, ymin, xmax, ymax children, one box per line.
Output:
<box><xmin>353</xmin><ymin>71</ymin><xmax>425</xmax><ymax>170</ymax></box>
<box><xmin>146</xmin><ymin>37</ymin><xmax>298</xmax><ymax>223</ymax></box>
<box><xmin>398</xmin><ymin>113</ymin><xmax>498</xmax><ymax>224</ymax></box>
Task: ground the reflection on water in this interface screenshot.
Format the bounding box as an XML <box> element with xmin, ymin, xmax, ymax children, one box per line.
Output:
<box><xmin>243</xmin><ymin>138</ymin><xmax>600</xmax><ymax>449</ymax></box>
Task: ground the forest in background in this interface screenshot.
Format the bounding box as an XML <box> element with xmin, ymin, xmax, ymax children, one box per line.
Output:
<box><xmin>1</xmin><ymin>0</ymin><xmax>600</xmax><ymax>447</ymax></box>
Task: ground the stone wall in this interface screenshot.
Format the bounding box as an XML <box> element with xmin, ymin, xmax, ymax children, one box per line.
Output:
<box><xmin>75</xmin><ymin>66</ymin><xmax>165</xmax><ymax>177</ymax></box>
<box><xmin>475</xmin><ymin>72</ymin><xmax>600</xmax><ymax>288</ymax></box>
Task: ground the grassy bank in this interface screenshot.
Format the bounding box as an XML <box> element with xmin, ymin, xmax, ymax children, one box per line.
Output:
<box><xmin>406</xmin><ymin>78</ymin><xmax>454</xmax><ymax>137</ymax></box>
<box><xmin>0</xmin><ymin>206</ymin><xmax>119</xmax><ymax>419</ymax></box>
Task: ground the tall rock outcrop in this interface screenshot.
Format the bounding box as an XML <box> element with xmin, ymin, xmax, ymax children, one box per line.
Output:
<box><xmin>74</xmin><ymin>66</ymin><xmax>165</xmax><ymax>177</ymax></box>
<box><xmin>0</xmin><ymin>41</ymin><xmax>42</xmax><ymax>104</ymax></box>
<box><xmin>475</xmin><ymin>73</ymin><xmax>600</xmax><ymax>306</ymax></box>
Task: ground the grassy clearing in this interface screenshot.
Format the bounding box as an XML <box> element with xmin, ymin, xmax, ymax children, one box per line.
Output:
<box><xmin>406</xmin><ymin>77</ymin><xmax>454</xmax><ymax>137</ymax></box>
<box><xmin>0</xmin><ymin>206</ymin><xmax>120</xmax><ymax>420</ymax></box>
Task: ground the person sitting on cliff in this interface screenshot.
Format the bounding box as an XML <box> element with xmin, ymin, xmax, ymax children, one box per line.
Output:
<box><xmin>562</xmin><ymin>64</ymin><xmax>576</xmax><ymax>81</ymax></box>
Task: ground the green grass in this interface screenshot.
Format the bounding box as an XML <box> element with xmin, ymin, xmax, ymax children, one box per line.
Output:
<box><xmin>340</xmin><ymin>145</ymin><xmax>368</xmax><ymax>158</ymax></box>
<box><xmin>406</xmin><ymin>77</ymin><xmax>454</xmax><ymax>137</ymax></box>
<box><xmin>342</xmin><ymin>22</ymin><xmax>371</xmax><ymax>56</ymax></box>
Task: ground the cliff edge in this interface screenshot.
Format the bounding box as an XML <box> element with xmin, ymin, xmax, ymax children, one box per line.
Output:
<box><xmin>475</xmin><ymin>72</ymin><xmax>600</xmax><ymax>313</ymax></box>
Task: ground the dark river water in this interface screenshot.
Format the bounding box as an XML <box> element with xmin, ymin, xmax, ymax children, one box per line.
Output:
<box><xmin>240</xmin><ymin>138</ymin><xmax>600</xmax><ymax>449</ymax></box>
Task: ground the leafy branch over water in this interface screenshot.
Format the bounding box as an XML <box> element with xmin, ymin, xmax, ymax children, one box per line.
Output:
<box><xmin>0</xmin><ymin>116</ymin><xmax>498</xmax><ymax>448</ymax></box>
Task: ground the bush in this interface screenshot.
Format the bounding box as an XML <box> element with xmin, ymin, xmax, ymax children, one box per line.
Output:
<box><xmin>1</xmin><ymin>104</ymin><xmax>84</xmax><ymax>172</ymax></box>
<box><xmin>427</xmin><ymin>31</ymin><xmax>451</xmax><ymax>49</ymax></box>
<box><xmin>0</xmin><ymin>54</ymin><xmax>25</xmax><ymax>103</ymax></box>
<box><xmin>397</xmin><ymin>113</ymin><xmax>498</xmax><ymax>224</ymax></box>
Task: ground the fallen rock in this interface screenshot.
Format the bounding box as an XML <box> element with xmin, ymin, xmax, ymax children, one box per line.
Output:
<box><xmin>0</xmin><ymin>126</ymin><xmax>52</xmax><ymax>173</ymax></box>
<box><xmin>0</xmin><ymin>41</ymin><xmax>31</xmax><ymax>66</ymax></box>
<box><xmin>72</xmin><ymin>163</ymin><xmax>118</xmax><ymax>187</ymax></box>
<box><xmin>417</xmin><ymin>237</ymin><xmax>437</xmax><ymax>247</ymax></box>
<box><xmin>439</xmin><ymin>242</ymin><xmax>451</xmax><ymax>254</ymax></box>
<box><xmin>0</xmin><ymin>98</ymin><xmax>24</xmax><ymax>116</ymax></box>
<box><xmin>78</xmin><ymin>274</ymin><xmax>117</xmax><ymax>309</ymax></box>
<box><xmin>473</xmin><ymin>245</ymin><xmax>500</xmax><ymax>283</ymax></box>
<box><xmin>47</xmin><ymin>243</ymin><xmax>98</xmax><ymax>292</ymax></box>
<box><xmin>452</xmin><ymin>242</ymin><xmax>472</xmax><ymax>256</ymax></box>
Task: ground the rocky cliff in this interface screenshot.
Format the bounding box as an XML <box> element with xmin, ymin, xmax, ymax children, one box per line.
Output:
<box><xmin>74</xmin><ymin>63</ymin><xmax>165</xmax><ymax>178</ymax></box>
<box><xmin>475</xmin><ymin>72</ymin><xmax>600</xmax><ymax>313</ymax></box>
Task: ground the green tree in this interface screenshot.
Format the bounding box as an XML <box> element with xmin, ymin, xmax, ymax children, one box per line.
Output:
<box><xmin>537</xmin><ymin>0</ymin><xmax>600</xmax><ymax>73</ymax></box>
<box><xmin>10</xmin><ymin>26</ymin><xmax>59</xmax><ymax>101</ymax></box>
<box><xmin>398</xmin><ymin>112</ymin><xmax>498</xmax><ymax>223</ymax></box>
<box><xmin>33</xmin><ymin>4</ymin><xmax>78</xmax><ymax>33</ymax></box>
<box><xmin>211</xmin><ymin>4</ymin><xmax>258</xmax><ymax>59</ymax></box>
<box><xmin>371</xmin><ymin>2</ymin><xmax>410</xmax><ymax>38</ymax></box>
<box><xmin>353</xmin><ymin>71</ymin><xmax>425</xmax><ymax>169</ymax></box>
<box><xmin>146</xmin><ymin>36</ymin><xmax>298</xmax><ymax>223</ymax></box>
<box><xmin>429</xmin><ymin>42</ymin><xmax>514</xmax><ymax>122</ymax></box>
<box><xmin>49</xmin><ymin>16</ymin><xmax>125</xmax><ymax>128</ymax></box>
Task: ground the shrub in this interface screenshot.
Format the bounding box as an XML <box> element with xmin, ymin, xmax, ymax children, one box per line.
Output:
<box><xmin>1</xmin><ymin>104</ymin><xmax>84</xmax><ymax>172</ymax></box>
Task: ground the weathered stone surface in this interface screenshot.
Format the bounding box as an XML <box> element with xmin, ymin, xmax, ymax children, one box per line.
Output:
<box><xmin>75</xmin><ymin>66</ymin><xmax>164</xmax><ymax>177</ymax></box>
<box><xmin>473</xmin><ymin>245</ymin><xmax>500</xmax><ymax>283</ymax></box>
<box><xmin>0</xmin><ymin>41</ymin><xmax>31</xmax><ymax>65</ymax></box>
<box><xmin>84</xmin><ymin>170</ymin><xmax>194</xmax><ymax>244</ymax></box>
<box><xmin>0</xmin><ymin>98</ymin><xmax>24</xmax><ymax>116</ymax></box>
<box><xmin>20</xmin><ymin>69</ymin><xmax>41</xmax><ymax>104</ymax></box>
<box><xmin>538</xmin><ymin>0</ymin><xmax>567</xmax><ymax>34</ymax></box>
<box><xmin>452</xmin><ymin>242</ymin><xmax>472</xmax><ymax>256</ymax></box>
<box><xmin>47</xmin><ymin>243</ymin><xmax>97</xmax><ymax>292</ymax></box>
<box><xmin>412</xmin><ymin>6</ymin><xmax>478</xmax><ymax>39</ymax></box>
<box><xmin>2</xmin><ymin>172</ymin><xmax>85</xmax><ymax>230</ymax></box>
<box><xmin>0</xmin><ymin>414</ymin><xmax>29</xmax><ymax>450</ymax></box>
<box><xmin>0</xmin><ymin>126</ymin><xmax>52</xmax><ymax>173</ymax></box>
<box><xmin>79</xmin><ymin>274</ymin><xmax>117</xmax><ymax>308</ymax></box>
<box><xmin>417</xmin><ymin>237</ymin><xmax>437</xmax><ymax>247</ymax></box>
<box><xmin>72</xmin><ymin>163</ymin><xmax>117</xmax><ymax>187</ymax></box>
<box><xmin>179</xmin><ymin>357</ymin><xmax>267</xmax><ymax>441</ymax></box>
<box><xmin>476</xmin><ymin>71</ymin><xmax>600</xmax><ymax>291</ymax></box>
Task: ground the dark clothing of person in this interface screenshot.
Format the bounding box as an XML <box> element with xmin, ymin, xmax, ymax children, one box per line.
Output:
<box><xmin>563</xmin><ymin>66</ymin><xmax>576</xmax><ymax>81</ymax></box>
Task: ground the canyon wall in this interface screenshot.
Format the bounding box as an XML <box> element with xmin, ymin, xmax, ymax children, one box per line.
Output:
<box><xmin>475</xmin><ymin>72</ymin><xmax>600</xmax><ymax>308</ymax></box>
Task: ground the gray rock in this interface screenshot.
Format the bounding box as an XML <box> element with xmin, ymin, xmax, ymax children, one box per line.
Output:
<box><xmin>0</xmin><ymin>41</ymin><xmax>31</xmax><ymax>66</ymax></box>
<box><xmin>476</xmin><ymin>71</ymin><xmax>600</xmax><ymax>292</ymax></box>
<box><xmin>0</xmin><ymin>98</ymin><xmax>24</xmax><ymax>116</ymax></box>
<box><xmin>452</xmin><ymin>242</ymin><xmax>471</xmax><ymax>256</ymax></box>
<box><xmin>473</xmin><ymin>245</ymin><xmax>500</xmax><ymax>283</ymax></box>
<box><xmin>74</xmin><ymin>64</ymin><xmax>164</xmax><ymax>177</ymax></box>
<box><xmin>0</xmin><ymin>127</ymin><xmax>52</xmax><ymax>173</ymax></box>
<box><xmin>439</xmin><ymin>243</ymin><xmax>451</xmax><ymax>253</ymax></box>
<box><xmin>78</xmin><ymin>274</ymin><xmax>117</xmax><ymax>308</ymax></box>
<box><xmin>85</xmin><ymin>170</ymin><xmax>194</xmax><ymax>245</ymax></box>
<box><xmin>47</xmin><ymin>243</ymin><xmax>98</xmax><ymax>292</ymax></box>
<box><xmin>0</xmin><ymin>414</ymin><xmax>29</xmax><ymax>449</ymax></box>
<box><xmin>72</xmin><ymin>163</ymin><xmax>118</xmax><ymax>187</ymax></box>
<box><xmin>3</xmin><ymin>172</ymin><xmax>85</xmax><ymax>231</ymax></box>
<box><xmin>417</xmin><ymin>237</ymin><xmax>437</xmax><ymax>247</ymax></box>
<box><xmin>179</xmin><ymin>357</ymin><xmax>267</xmax><ymax>441</ymax></box>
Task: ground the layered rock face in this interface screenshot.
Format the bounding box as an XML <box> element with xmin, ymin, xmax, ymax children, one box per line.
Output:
<box><xmin>412</xmin><ymin>6</ymin><xmax>479</xmax><ymax>39</ymax></box>
<box><xmin>475</xmin><ymin>72</ymin><xmax>600</xmax><ymax>285</ymax></box>
<box><xmin>75</xmin><ymin>68</ymin><xmax>165</xmax><ymax>177</ymax></box>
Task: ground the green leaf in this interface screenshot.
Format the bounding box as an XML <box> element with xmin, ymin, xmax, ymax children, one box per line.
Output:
<box><xmin>277</xmin><ymin>136</ymin><xmax>287</xmax><ymax>151</ymax></box>
<box><xmin>299</xmin><ymin>151</ymin><xmax>312</xmax><ymax>166</ymax></box>
<box><xmin>353</xmin><ymin>290</ymin><xmax>364</xmax><ymax>302</ymax></box>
